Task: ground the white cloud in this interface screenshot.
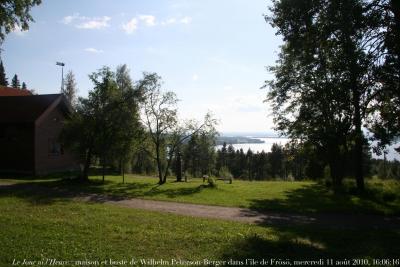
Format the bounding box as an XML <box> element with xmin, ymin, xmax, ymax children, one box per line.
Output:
<box><xmin>192</xmin><ymin>74</ymin><xmax>199</xmax><ymax>81</ymax></box>
<box><xmin>161</xmin><ymin>16</ymin><xmax>191</xmax><ymax>26</ymax></box>
<box><xmin>61</xmin><ymin>14</ymin><xmax>111</xmax><ymax>29</ymax></box>
<box><xmin>180</xmin><ymin>16</ymin><xmax>192</xmax><ymax>24</ymax></box>
<box><xmin>138</xmin><ymin>15</ymin><xmax>156</xmax><ymax>26</ymax></box>
<box><xmin>122</xmin><ymin>15</ymin><xmax>191</xmax><ymax>33</ymax></box>
<box><xmin>162</xmin><ymin>18</ymin><xmax>176</xmax><ymax>25</ymax></box>
<box><xmin>122</xmin><ymin>18</ymin><xmax>138</xmax><ymax>34</ymax></box>
<box><xmin>178</xmin><ymin>90</ymin><xmax>271</xmax><ymax>133</ymax></box>
<box><xmin>84</xmin><ymin>47</ymin><xmax>104</xmax><ymax>54</ymax></box>
<box><xmin>61</xmin><ymin>13</ymin><xmax>80</xmax><ymax>25</ymax></box>
<box><xmin>76</xmin><ymin>16</ymin><xmax>111</xmax><ymax>29</ymax></box>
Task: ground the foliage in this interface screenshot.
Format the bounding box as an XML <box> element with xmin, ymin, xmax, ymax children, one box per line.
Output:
<box><xmin>216</xmin><ymin>143</ymin><xmax>285</xmax><ymax>180</ymax></box>
<box><xmin>265</xmin><ymin>0</ymin><xmax>387</xmax><ymax>191</ymax></box>
<box><xmin>206</xmin><ymin>176</ymin><xmax>218</xmax><ymax>188</ymax></box>
<box><xmin>61</xmin><ymin>65</ymin><xmax>143</xmax><ymax>181</ymax></box>
<box><xmin>371</xmin><ymin>158</ymin><xmax>400</xmax><ymax>180</ymax></box>
<box><xmin>181</xmin><ymin>130</ymin><xmax>217</xmax><ymax>178</ymax></box>
<box><xmin>11</xmin><ymin>73</ymin><xmax>20</xmax><ymax>88</ymax></box>
<box><xmin>215</xmin><ymin>141</ymin><xmax>374</xmax><ymax>182</ymax></box>
<box><xmin>140</xmin><ymin>72</ymin><xmax>217</xmax><ymax>184</ymax></box>
<box><xmin>364</xmin><ymin>0</ymin><xmax>400</xmax><ymax>152</ymax></box>
<box><xmin>218</xmin><ymin>166</ymin><xmax>233</xmax><ymax>180</ymax></box>
<box><xmin>0</xmin><ymin>0</ymin><xmax>41</xmax><ymax>44</ymax></box>
<box><xmin>21</xmin><ymin>81</ymin><xmax>26</xmax><ymax>89</ymax></box>
<box><xmin>61</xmin><ymin>70</ymin><xmax>78</xmax><ymax>107</ymax></box>
<box><xmin>0</xmin><ymin>59</ymin><xmax>7</xmax><ymax>86</ymax></box>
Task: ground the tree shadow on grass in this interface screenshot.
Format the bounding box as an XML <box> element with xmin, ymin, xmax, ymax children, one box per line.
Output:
<box><xmin>0</xmin><ymin>177</ymin><xmax>209</xmax><ymax>205</ymax></box>
<box><xmin>220</xmin><ymin>225</ymin><xmax>400</xmax><ymax>263</ymax></box>
<box><xmin>247</xmin><ymin>183</ymin><xmax>400</xmax><ymax>215</ymax></box>
<box><xmin>221</xmin><ymin>233</ymin><xmax>324</xmax><ymax>263</ymax></box>
<box><xmin>0</xmin><ymin>180</ymin><xmax>76</xmax><ymax>205</ymax></box>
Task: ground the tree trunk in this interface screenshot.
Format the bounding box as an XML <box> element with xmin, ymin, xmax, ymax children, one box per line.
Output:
<box><xmin>82</xmin><ymin>148</ymin><xmax>92</xmax><ymax>181</ymax></box>
<box><xmin>353</xmin><ymin>96</ymin><xmax>365</xmax><ymax>192</ymax></box>
<box><xmin>176</xmin><ymin>151</ymin><xmax>182</xmax><ymax>182</ymax></box>
<box><xmin>351</xmin><ymin>67</ymin><xmax>365</xmax><ymax>192</ymax></box>
<box><xmin>122</xmin><ymin>164</ymin><xmax>125</xmax><ymax>184</ymax></box>
<box><xmin>329</xmin><ymin>158</ymin><xmax>344</xmax><ymax>192</ymax></box>
<box><xmin>328</xmin><ymin>144</ymin><xmax>344</xmax><ymax>192</ymax></box>
<box><xmin>102</xmin><ymin>154</ymin><xmax>105</xmax><ymax>183</ymax></box>
<box><xmin>344</xmin><ymin>26</ymin><xmax>365</xmax><ymax>191</ymax></box>
<box><xmin>155</xmin><ymin>142</ymin><xmax>164</xmax><ymax>184</ymax></box>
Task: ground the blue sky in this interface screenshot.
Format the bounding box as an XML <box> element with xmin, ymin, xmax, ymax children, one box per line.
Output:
<box><xmin>1</xmin><ymin>0</ymin><xmax>281</xmax><ymax>133</ymax></box>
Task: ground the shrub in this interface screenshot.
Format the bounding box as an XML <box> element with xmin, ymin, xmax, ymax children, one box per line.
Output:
<box><xmin>219</xmin><ymin>166</ymin><xmax>233</xmax><ymax>180</ymax></box>
<box><xmin>207</xmin><ymin>177</ymin><xmax>217</xmax><ymax>188</ymax></box>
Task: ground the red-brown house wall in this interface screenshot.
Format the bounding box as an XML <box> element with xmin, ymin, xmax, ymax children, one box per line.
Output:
<box><xmin>34</xmin><ymin>107</ymin><xmax>80</xmax><ymax>175</ymax></box>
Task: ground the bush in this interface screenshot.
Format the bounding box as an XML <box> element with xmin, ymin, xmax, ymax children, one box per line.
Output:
<box><xmin>207</xmin><ymin>177</ymin><xmax>218</xmax><ymax>188</ymax></box>
<box><xmin>219</xmin><ymin>166</ymin><xmax>233</xmax><ymax>180</ymax></box>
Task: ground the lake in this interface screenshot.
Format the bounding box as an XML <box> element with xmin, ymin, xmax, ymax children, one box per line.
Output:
<box><xmin>216</xmin><ymin>137</ymin><xmax>399</xmax><ymax>161</ymax></box>
<box><xmin>216</xmin><ymin>137</ymin><xmax>290</xmax><ymax>153</ymax></box>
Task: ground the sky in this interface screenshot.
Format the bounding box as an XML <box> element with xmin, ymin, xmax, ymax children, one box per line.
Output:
<box><xmin>1</xmin><ymin>0</ymin><xmax>281</xmax><ymax>133</ymax></box>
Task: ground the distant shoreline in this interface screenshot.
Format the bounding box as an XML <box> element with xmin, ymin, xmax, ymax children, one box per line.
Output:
<box><xmin>217</xmin><ymin>135</ymin><xmax>399</xmax><ymax>161</ymax></box>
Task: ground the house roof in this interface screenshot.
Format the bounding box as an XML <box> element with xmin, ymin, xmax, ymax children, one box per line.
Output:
<box><xmin>0</xmin><ymin>94</ymin><xmax>66</xmax><ymax>123</ymax></box>
<box><xmin>0</xmin><ymin>86</ymin><xmax>33</xmax><ymax>96</ymax></box>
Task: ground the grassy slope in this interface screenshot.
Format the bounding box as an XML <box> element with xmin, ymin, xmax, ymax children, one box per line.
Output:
<box><xmin>1</xmin><ymin>196</ymin><xmax>399</xmax><ymax>266</ymax></box>
<box><xmin>11</xmin><ymin>174</ymin><xmax>398</xmax><ymax>215</ymax></box>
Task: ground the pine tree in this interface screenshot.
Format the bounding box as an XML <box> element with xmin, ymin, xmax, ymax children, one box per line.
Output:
<box><xmin>0</xmin><ymin>60</ymin><xmax>8</xmax><ymax>86</ymax></box>
<box><xmin>22</xmin><ymin>82</ymin><xmax>27</xmax><ymax>90</ymax></box>
<box><xmin>62</xmin><ymin>70</ymin><xmax>77</xmax><ymax>107</ymax></box>
<box><xmin>11</xmin><ymin>74</ymin><xmax>20</xmax><ymax>88</ymax></box>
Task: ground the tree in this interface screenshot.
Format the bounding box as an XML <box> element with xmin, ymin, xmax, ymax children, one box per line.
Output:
<box><xmin>62</xmin><ymin>71</ymin><xmax>78</xmax><ymax>107</ymax></box>
<box><xmin>111</xmin><ymin>64</ymin><xmax>143</xmax><ymax>183</ymax></box>
<box><xmin>183</xmin><ymin>134</ymin><xmax>200</xmax><ymax>177</ymax></box>
<box><xmin>11</xmin><ymin>74</ymin><xmax>20</xmax><ymax>88</ymax></box>
<box><xmin>62</xmin><ymin>65</ymin><xmax>143</xmax><ymax>181</ymax></box>
<box><xmin>141</xmin><ymin>73</ymin><xmax>216</xmax><ymax>184</ymax></box>
<box><xmin>216</xmin><ymin>142</ymin><xmax>227</xmax><ymax>173</ymax></box>
<box><xmin>174</xmin><ymin>150</ymin><xmax>183</xmax><ymax>182</ymax></box>
<box><xmin>21</xmin><ymin>82</ymin><xmax>27</xmax><ymax>90</ymax></box>
<box><xmin>363</xmin><ymin>0</ymin><xmax>400</xmax><ymax>155</ymax></box>
<box><xmin>197</xmin><ymin>130</ymin><xmax>217</xmax><ymax>176</ymax></box>
<box><xmin>265</xmin><ymin>0</ymin><xmax>376</xmax><ymax>190</ymax></box>
<box><xmin>0</xmin><ymin>59</ymin><xmax>8</xmax><ymax>86</ymax></box>
<box><xmin>61</xmin><ymin>99</ymin><xmax>96</xmax><ymax>181</ymax></box>
<box><xmin>269</xmin><ymin>143</ymin><xmax>284</xmax><ymax>179</ymax></box>
<box><xmin>131</xmin><ymin>139</ymin><xmax>157</xmax><ymax>174</ymax></box>
<box><xmin>0</xmin><ymin>0</ymin><xmax>42</xmax><ymax>44</ymax></box>
<box><xmin>182</xmin><ymin>129</ymin><xmax>218</xmax><ymax>178</ymax></box>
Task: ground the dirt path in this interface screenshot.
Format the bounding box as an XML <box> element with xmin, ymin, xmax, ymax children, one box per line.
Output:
<box><xmin>1</xmin><ymin>181</ymin><xmax>399</xmax><ymax>229</ymax></box>
<box><xmin>77</xmin><ymin>194</ymin><xmax>400</xmax><ymax>229</ymax></box>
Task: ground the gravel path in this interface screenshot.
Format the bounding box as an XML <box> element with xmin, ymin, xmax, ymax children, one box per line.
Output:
<box><xmin>1</xmin><ymin>181</ymin><xmax>399</xmax><ymax>229</ymax></box>
<box><xmin>77</xmin><ymin>194</ymin><xmax>400</xmax><ymax>229</ymax></box>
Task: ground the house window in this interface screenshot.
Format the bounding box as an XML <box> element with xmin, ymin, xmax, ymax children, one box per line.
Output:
<box><xmin>48</xmin><ymin>139</ymin><xmax>64</xmax><ymax>156</ymax></box>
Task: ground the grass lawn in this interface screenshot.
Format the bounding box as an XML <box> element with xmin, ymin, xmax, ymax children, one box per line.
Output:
<box><xmin>1</xmin><ymin>195</ymin><xmax>399</xmax><ymax>266</ymax></box>
<box><xmin>2</xmin><ymin>174</ymin><xmax>398</xmax><ymax>215</ymax></box>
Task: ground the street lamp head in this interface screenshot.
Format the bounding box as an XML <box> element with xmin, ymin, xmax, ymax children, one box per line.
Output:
<box><xmin>56</xmin><ymin>62</ymin><xmax>65</xmax><ymax>67</ymax></box>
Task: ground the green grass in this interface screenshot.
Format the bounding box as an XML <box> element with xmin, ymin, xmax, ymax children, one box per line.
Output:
<box><xmin>5</xmin><ymin>174</ymin><xmax>398</xmax><ymax>215</ymax></box>
<box><xmin>0</xmin><ymin>195</ymin><xmax>399</xmax><ymax>266</ymax></box>
<box><xmin>1</xmin><ymin>175</ymin><xmax>399</xmax><ymax>265</ymax></box>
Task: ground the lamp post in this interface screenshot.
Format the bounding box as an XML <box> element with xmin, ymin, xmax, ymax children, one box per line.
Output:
<box><xmin>56</xmin><ymin>62</ymin><xmax>65</xmax><ymax>92</ymax></box>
